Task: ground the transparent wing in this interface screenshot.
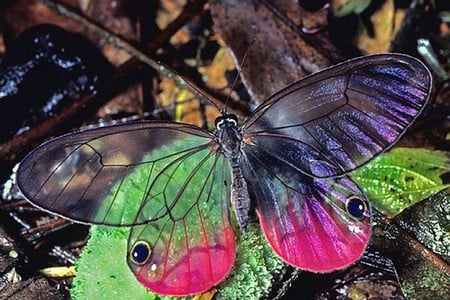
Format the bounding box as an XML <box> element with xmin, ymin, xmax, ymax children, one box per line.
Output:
<box><xmin>127</xmin><ymin>151</ymin><xmax>235</xmax><ymax>296</ymax></box>
<box><xmin>242</xmin><ymin>149</ymin><xmax>371</xmax><ymax>271</ymax></box>
<box><xmin>17</xmin><ymin>122</ymin><xmax>215</xmax><ymax>225</ymax></box>
<box><xmin>242</xmin><ymin>54</ymin><xmax>432</xmax><ymax>178</ymax></box>
<box><xmin>18</xmin><ymin>121</ymin><xmax>236</xmax><ymax>296</ymax></box>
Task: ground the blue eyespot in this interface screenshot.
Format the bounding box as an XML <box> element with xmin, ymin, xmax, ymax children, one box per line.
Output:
<box><xmin>346</xmin><ymin>196</ymin><xmax>366</xmax><ymax>219</ymax></box>
<box><xmin>130</xmin><ymin>241</ymin><xmax>151</xmax><ymax>265</ymax></box>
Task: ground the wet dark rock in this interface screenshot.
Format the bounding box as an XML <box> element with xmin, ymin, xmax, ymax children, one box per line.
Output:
<box><xmin>0</xmin><ymin>23</ymin><xmax>113</xmax><ymax>141</ymax></box>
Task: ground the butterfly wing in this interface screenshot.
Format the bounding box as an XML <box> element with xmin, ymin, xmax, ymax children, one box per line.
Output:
<box><xmin>242</xmin><ymin>149</ymin><xmax>370</xmax><ymax>271</ymax></box>
<box><xmin>127</xmin><ymin>152</ymin><xmax>235</xmax><ymax>296</ymax></box>
<box><xmin>17</xmin><ymin>122</ymin><xmax>212</xmax><ymax>225</ymax></box>
<box><xmin>17</xmin><ymin>122</ymin><xmax>236</xmax><ymax>295</ymax></box>
<box><xmin>240</xmin><ymin>54</ymin><xmax>430</xmax><ymax>271</ymax></box>
<box><xmin>242</xmin><ymin>54</ymin><xmax>432</xmax><ymax>178</ymax></box>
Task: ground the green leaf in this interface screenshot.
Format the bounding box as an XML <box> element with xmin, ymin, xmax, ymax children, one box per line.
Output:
<box><xmin>333</xmin><ymin>0</ymin><xmax>372</xmax><ymax>17</ymax></box>
<box><xmin>351</xmin><ymin>148</ymin><xmax>450</xmax><ymax>218</ymax></box>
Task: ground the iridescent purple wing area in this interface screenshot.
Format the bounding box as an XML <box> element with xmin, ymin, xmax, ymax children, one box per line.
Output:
<box><xmin>241</xmin><ymin>152</ymin><xmax>371</xmax><ymax>271</ymax></box>
<box><xmin>240</xmin><ymin>53</ymin><xmax>431</xmax><ymax>271</ymax></box>
<box><xmin>242</xmin><ymin>54</ymin><xmax>432</xmax><ymax>178</ymax></box>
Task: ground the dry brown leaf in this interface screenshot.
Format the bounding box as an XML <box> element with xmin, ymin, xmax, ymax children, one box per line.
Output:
<box><xmin>355</xmin><ymin>0</ymin><xmax>397</xmax><ymax>54</ymax></box>
<box><xmin>198</xmin><ymin>41</ymin><xmax>235</xmax><ymax>90</ymax></box>
<box><xmin>210</xmin><ymin>0</ymin><xmax>339</xmax><ymax>102</ymax></box>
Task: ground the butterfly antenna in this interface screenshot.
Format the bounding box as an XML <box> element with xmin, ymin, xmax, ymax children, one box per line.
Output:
<box><xmin>223</xmin><ymin>37</ymin><xmax>256</xmax><ymax>114</ymax></box>
<box><xmin>154</xmin><ymin>60</ymin><xmax>223</xmax><ymax>112</ymax></box>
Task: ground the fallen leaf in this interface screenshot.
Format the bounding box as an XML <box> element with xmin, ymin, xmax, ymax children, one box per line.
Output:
<box><xmin>351</xmin><ymin>147</ymin><xmax>450</xmax><ymax>218</ymax></box>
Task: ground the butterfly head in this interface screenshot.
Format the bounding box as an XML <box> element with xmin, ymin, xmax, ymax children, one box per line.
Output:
<box><xmin>215</xmin><ymin>114</ymin><xmax>242</xmax><ymax>158</ymax></box>
<box><xmin>215</xmin><ymin>113</ymin><xmax>239</xmax><ymax>130</ymax></box>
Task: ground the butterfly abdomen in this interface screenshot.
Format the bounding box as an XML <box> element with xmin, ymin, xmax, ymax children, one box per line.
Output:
<box><xmin>230</xmin><ymin>164</ymin><xmax>251</xmax><ymax>231</ymax></box>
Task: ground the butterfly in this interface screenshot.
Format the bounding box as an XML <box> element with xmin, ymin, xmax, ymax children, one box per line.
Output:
<box><xmin>16</xmin><ymin>54</ymin><xmax>431</xmax><ymax>296</ymax></box>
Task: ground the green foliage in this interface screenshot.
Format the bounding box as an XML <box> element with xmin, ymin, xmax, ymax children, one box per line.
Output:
<box><xmin>71</xmin><ymin>136</ymin><xmax>211</xmax><ymax>300</ymax></box>
<box><xmin>351</xmin><ymin>147</ymin><xmax>450</xmax><ymax>218</ymax></box>
<box><xmin>333</xmin><ymin>0</ymin><xmax>372</xmax><ymax>17</ymax></box>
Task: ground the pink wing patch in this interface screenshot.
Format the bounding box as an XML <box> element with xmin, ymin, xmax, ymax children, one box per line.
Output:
<box><xmin>241</xmin><ymin>144</ymin><xmax>372</xmax><ymax>272</ymax></box>
<box><xmin>129</xmin><ymin>222</ymin><xmax>235</xmax><ymax>295</ymax></box>
<box><xmin>256</xmin><ymin>176</ymin><xmax>371</xmax><ymax>272</ymax></box>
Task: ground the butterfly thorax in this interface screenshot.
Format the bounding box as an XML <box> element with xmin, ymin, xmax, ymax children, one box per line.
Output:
<box><xmin>215</xmin><ymin>114</ymin><xmax>250</xmax><ymax>231</ymax></box>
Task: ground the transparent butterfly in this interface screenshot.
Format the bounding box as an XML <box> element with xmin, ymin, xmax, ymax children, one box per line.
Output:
<box><xmin>16</xmin><ymin>54</ymin><xmax>431</xmax><ymax>296</ymax></box>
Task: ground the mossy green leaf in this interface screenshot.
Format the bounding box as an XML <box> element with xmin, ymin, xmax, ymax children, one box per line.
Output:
<box><xmin>351</xmin><ymin>147</ymin><xmax>450</xmax><ymax>218</ymax></box>
<box><xmin>217</xmin><ymin>224</ymin><xmax>286</xmax><ymax>300</ymax></box>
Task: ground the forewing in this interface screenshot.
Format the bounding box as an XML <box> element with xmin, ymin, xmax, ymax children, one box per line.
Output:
<box><xmin>16</xmin><ymin>122</ymin><xmax>215</xmax><ymax>225</ymax></box>
<box><xmin>127</xmin><ymin>151</ymin><xmax>235</xmax><ymax>296</ymax></box>
<box><xmin>242</xmin><ymin>150</ymin><xmax>371</xmax><ymax>271</ymax></box>
<box><xmin>242</xmin><ymin>54</ymin><xmax>431</xmax><ymax>178</ymax></box>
